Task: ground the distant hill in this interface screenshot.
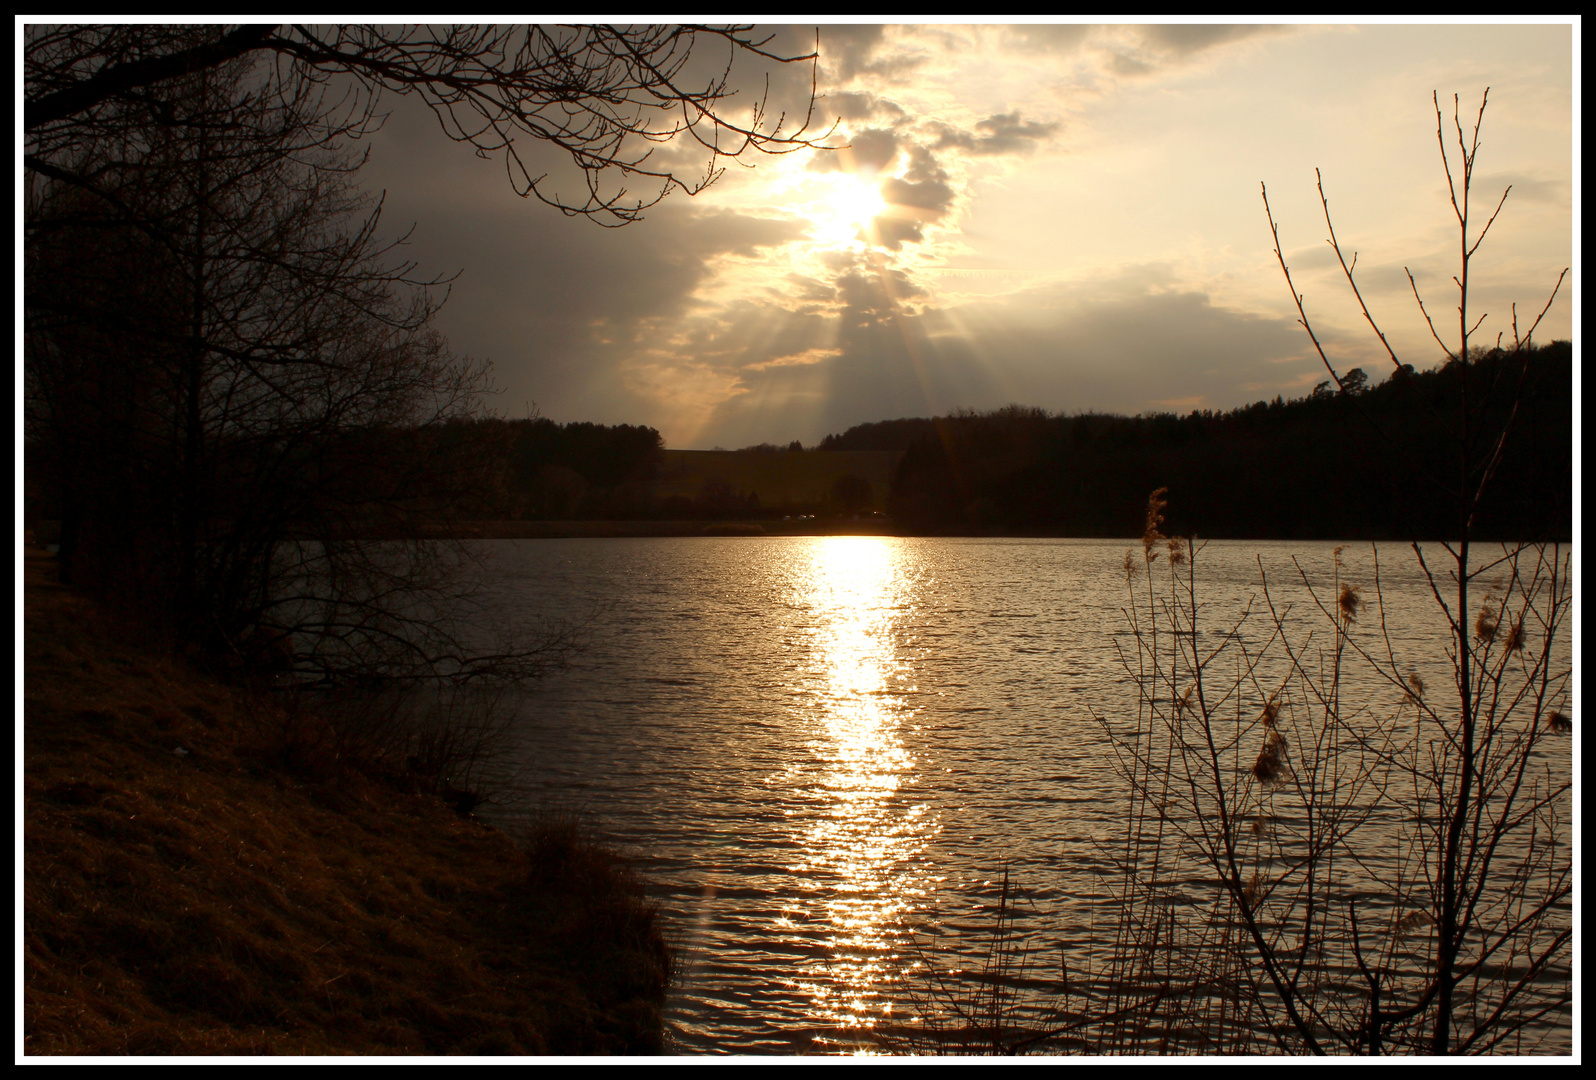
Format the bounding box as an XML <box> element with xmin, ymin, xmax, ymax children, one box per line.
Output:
<box><xmin>880</xmin><ymin>344</ymin><xmax>1572</xmax><ymax>540</ymax></box>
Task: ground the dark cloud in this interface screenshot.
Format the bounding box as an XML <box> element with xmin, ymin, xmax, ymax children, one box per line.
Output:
<box><xmin>369</xmin><ymin>75</ymin><xmax>1309</xmax><ymax>446</ymax></box>
<box><xmin>810</xmin><ymin>126</ymin><xmax>900</xmax><ymax>175</ymax></box>
<box><xmin>881</xmin><ymin>176</ymin><xmax>954</xmax><ymax>215</ymax></box>
<box><xmin>1139</xmin><ymin>24</ymin><xmax>1284</xmax><ymax>57</ymax></box>
<box><xmin>1102</xmin><ymin>24</ymin><xmax>1291</xmax><ymax>79</ymax></box>
<box><xmin>866</xmin><ymin>164</ymin><xmax>956</xmax><ymax>251</ymax></box>
<box><xmin>972</xmin><ymin>112</ymin><xmax>1061</xmax><ymax>155</ymax></box>
<box><xmin>355</xmin><ymin>91</ymin><xmax>818</xmax><ymax>426</ymax></box>
<box><xmin>690</xmin><ymin>211</ymin><xmax>811</xmax><ymax>258</ymax></box>
<box><xmin>831</xmin><ymin>258</ymin><xmax>928</xmax><ymax>322</ymax></box>
<box><xmin>900</xmin><ymin>144</ymin><xmax>947</xmax><ymax>184</ymax></box>
<box><xmin>865</xmin><ymin>217</ymin><xmax>925</xmax><ymax>251</ymax></box>
<box><xmin>931</xmin><ymin>112</ymin><xmax>1059</xmax><ymax>156</ymax></box>
<box><xmin>817</xmin><ymin>24</ymin><xmax>890</xmax><ymax>82</ymax></box>
<box><xmin>824</xmin><ymin>91</ymin><xmax>878</xmax><ymax>120</ymax></box>
<box><xmin>821</xmin><ymin>90</ymin><xmax>906</xmax><ymax>123</ymax></box>
<box><xmin>785</xmin><ymin>273</ymin><xmax>839</xmax><ymax>303</ymax></box>
<box><xmin>1109</xmin><ymin>52</ymin><xmax>1155</xmax><ymax>78</ymax></box>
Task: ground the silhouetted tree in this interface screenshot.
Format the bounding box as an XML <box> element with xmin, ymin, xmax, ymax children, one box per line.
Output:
<box><xmin>830</xmin><ymin>475</ymin><xmax>873</xmax><ymax>516</ymax></box>
<box><xmin>1339</xmin><ymin>366</ymin><xmax>1368</xmax><ymax>395</ymax></box>
<box><xmin>25</xmin><ymin>30</ymin><xmax>507</xmax><ymax>685</ymax></box>
<box><xmin>25</xmin><ymin>23</ymin><xmax>823</xmax><ymax>683</ymax></box>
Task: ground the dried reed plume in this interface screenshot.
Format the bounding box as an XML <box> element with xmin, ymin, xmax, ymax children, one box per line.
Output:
<box><xmin>1337</xmin><ymin>582</ymin><xmax>1361</xmax><ymax>624</ymax></box>
<box><xmin>1242</xmin><ymin>870</ymin><xmax>1264</xmax><ymax>908</ymax></box>
<box><xmin>1252</xmin><ymin>728</ymin><xmax>1289</xmax><ymax>788</ymax></box>
<box><xmin>1142</xmin><ymin>487</ymin><xmax>1168</xmax><ymax>553</ymax></box>
<box><xmin>1474</xmin><ymin>602</ymin><xmax>1499</xmax><ymax>645</ymax></box>
<box><xmin>1502</xmin><ymin>619</ymin><xmax>1525</xmax><ymax>653</ymax></box>
<box><xmin>1393</xmin><ymin>910</ymin><xmax>1435</xmax><ymax>939</ymax></box>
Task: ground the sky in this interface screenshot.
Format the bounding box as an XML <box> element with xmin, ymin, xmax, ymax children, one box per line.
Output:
<box><xmin>355</xmin><ymin>19</ymin><xmax>1577</xmax><ymax>450</ymax></box>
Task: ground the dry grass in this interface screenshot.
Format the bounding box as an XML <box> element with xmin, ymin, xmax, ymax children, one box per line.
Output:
<box><xmin>22</xmin><ymin>548</ymin><xmax>669</xmax><ymax>1056</ymax></box>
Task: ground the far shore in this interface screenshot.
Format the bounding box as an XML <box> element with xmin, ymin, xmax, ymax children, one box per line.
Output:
<box><xmin>435</xmin><ymin>518</ymin><xmax>900</xmax><ymax>538</ymax></box>
<box><xmin>27</xmin><ymin>519</ymin><xmax>1561</xmax><ymax>545</ymax></box>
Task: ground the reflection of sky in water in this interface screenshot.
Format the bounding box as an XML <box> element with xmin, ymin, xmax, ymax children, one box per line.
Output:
<box><xmin>786</xmin><ymin>537</ymin><xmax>931</xmax><ymax>1044</ymax></box>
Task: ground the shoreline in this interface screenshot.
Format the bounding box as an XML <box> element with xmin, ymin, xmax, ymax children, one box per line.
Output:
<box><xmin>28</xmin><ymin>520</ymin><xmax>1567</xmax><ymax>544</ymax></box>
<box><xmin>431</xmin><ymin>519</ymin><xmax>898</xmax><ymax>539</ymax></box>
<box><xmin>21</xmin><ymin>547</ymin><xmax>670</xmax><ymax>1056</ymax></box>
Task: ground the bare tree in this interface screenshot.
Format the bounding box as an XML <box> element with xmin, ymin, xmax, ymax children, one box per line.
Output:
<box><xmin>24</xmin><ymin>29</ymin><xmax>559</xmax><ymax>697</ymax></box>
<box><xmin>1262</xmin><ymin>90</ymin><xmax>1571</xmax><ymax>1052</ymax></box>
<box><xmin>1073</xmin><ymin>90</ymin><xmax>1570</xmax><ymax>1056</ymax></box>
<box><xmin>25</xmin><ymin>23</ymin><xmax>828</xmax><ymax>225</ymax></box>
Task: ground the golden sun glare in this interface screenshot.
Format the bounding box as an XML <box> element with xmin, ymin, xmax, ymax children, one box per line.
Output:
<box><xmin>809</xmin><ymin>173</ymin><xmax>887</xmax><ymax>246</ymax></box>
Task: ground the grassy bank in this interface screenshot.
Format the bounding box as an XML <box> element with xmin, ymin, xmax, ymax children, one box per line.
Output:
<box><xmin>21</xmin><ymin>548</ymin><xmax>670</xmax><ymax>1056</ymax></box>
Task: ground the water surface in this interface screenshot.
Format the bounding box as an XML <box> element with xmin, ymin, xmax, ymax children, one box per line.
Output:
<box><xmin>470</xmin><ymin>537</ymin><xmax>1571</xmax><ymax>1054</ymax></box>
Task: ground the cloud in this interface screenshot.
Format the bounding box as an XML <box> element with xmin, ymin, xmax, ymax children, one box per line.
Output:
<box><xmin>810</xmin><ymin>126</ymin><xmax>900</xmax><ymax>175</ymax></box>
<box><xmin>881</xmin><ymin>176</ymin><xmax>955</xmax><ymax>214</ymax></box>
<box><xmin>817</xmin><ymin>24</ymin><xmax>904</xmax><ymax>82</ymax></box>
<box><xmin>1109</xmin><ymin>52</ymin><xmax>1154</xmax><ymax>78</ymax></box>
<box><xmin>1138</xmin><ymin>24</ymin><xmax>1284</xmax><ymax>58</ymax></box>
<box><xmin>1000</xmin><ymin>24</ymin><xmax>1094</xmax><ymax>54</ymax></box>
<box><xmin>972</xmin><ymin>112</ymin><xmax>1061</xmax><ymax>155</ymax></box>
<box><xmin>657</xmin><ymin>263</ymin><xmax>1320</xmax><ymax>448</ymax></box>
<box><xmin>744</xmin><ymin>346</ymin><xmax>842</xmax><ymax>372</ymax></box>
<box><xmin>864</xmin><ymin>217</ymin><xmax>925</xmax><ymax>251</ymax></box>
<box><xmin>831</xmin><ymin>256</ymin><xmax>928</xmax><ymax>321</ymax></box>
<box><xmin>688</xmin><ymin>211</ymin><xmax>811</xmax><ymax>258</ymax></box>
<box><xmin>899</xmin><ymin>143</ymin><xmax>946</xmax><ymax>184</ymax></box>
<box><xmin>1473</xmin><ymin>171</ymin><xmax>1569</xmax><ymax>206</ymax></box>
<box><xmin>1095</xmin><ymin>24</ymin><xmax>1290</xmax><ymax>80</ymax></box>
<box><xmin>868</xmin><ymin>172</ymin><xmax>956</xmax><ymax>250</ymax></box>
<box><xmin>931</xmin><ymin>112</ymin><xmax>1060</xmax><ymax>156</ymax></box>
<box><xmin>785</xmin><ymin>273</ymin><xmax>838</xmax><ymax>304</ymax></box>
<box><xmin>821</xmin><ymin>90</ymin><xmax>907</xmax><ymax>123</ymax></box>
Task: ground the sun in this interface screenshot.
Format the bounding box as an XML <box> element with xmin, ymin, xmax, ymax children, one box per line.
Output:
<box><xmin>809</xmin><ymin>173</ymin><xmax>887</xmax><ymax>246</ymax></box>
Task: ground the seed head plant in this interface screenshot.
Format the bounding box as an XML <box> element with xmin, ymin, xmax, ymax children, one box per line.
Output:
<box><xmin>1078</xmin><ymin>88</ymin><xmax>1572</xmax><ymax>1056</ymax></box>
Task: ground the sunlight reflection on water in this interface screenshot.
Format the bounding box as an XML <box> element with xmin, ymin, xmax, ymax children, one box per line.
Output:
<box><xmin>789</xmin><ymin>537</ymin><xmax>928</xmax><ymax>1043</ymax></box>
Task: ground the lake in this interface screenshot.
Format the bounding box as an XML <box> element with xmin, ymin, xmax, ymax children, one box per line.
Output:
<box><xmin>467</xmin><ymin>536</ymin><xmax>1572</xmax><ymax>1055</ymax></box>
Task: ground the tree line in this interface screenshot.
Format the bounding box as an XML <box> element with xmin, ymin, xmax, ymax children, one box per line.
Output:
<box><xmin>818</xmin><ymin>344</ymin><xmax>1570</xmax><ymax>539</ymax></box>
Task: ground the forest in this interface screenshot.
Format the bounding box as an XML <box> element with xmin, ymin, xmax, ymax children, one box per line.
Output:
<box><xmin>29</xmin><ymin>342</ymin><xmax>1571</xmax><ymax>541</ymax></box>
<box><xmin>415</xmin><ymin>341</ymin><xmax>1572</xmax><ymax>538</ymax></box>
<box><xmin>831</xmin><ymin>342</ymin><xmax>1573</xmax><ymax>540</ymax></box>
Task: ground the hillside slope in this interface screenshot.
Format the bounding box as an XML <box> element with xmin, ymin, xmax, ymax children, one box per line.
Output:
<box><xmin>21</xmin><ymin>548</ymin><xmax>669</xmax><ymax>1056</ymax></box>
